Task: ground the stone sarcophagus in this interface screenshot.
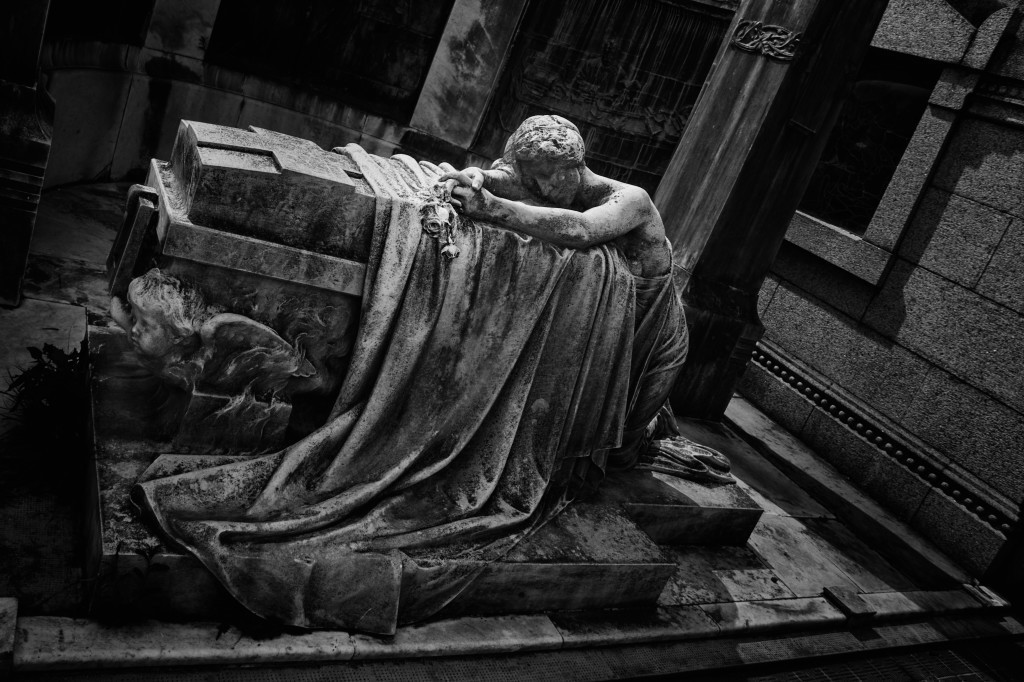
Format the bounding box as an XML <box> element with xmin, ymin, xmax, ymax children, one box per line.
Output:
<box><xmin>107</xmin><ymin>120</ymin><xmax>377</xmax><ymax>452</ymax></box>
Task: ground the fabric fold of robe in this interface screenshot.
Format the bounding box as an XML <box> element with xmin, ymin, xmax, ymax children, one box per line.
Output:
<box><xmin>132</xmin><ymin>145</ymin><xmax>637</xmax><ymax>635</ymax></box>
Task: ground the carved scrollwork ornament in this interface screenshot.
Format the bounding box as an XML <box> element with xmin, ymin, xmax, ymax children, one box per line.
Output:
<box><xmin>731</xmin><ymin>20</ymin><xmax>802</xmax><ymax>61</ymax></box>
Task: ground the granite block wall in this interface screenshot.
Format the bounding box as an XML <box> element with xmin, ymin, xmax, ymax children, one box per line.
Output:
<box><xmin>741</xmin><ymin>9</ymin><xmax>1024</xmax><ymax>590</ymax></box>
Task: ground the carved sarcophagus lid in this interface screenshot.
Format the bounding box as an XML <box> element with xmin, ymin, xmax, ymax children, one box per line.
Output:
<box><xmin>110</xmin><ymin>120</ymin><xmax>375</xmax><ymax>302</ymax></box>
<box><xmin>107</xmin><ymin>121</ymin><xmax>382</xmax><ymax>453</ymax></box>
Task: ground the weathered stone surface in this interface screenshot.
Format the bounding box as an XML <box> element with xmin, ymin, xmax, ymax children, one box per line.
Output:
<box><xmin>863</xmin><ymin>107</ymin><xmax>956</xmax><ymax>251</ymax></box>
<box><xmin>695</xmin><ymin>392</ymin><xmax>831</xmax><ymax>519</ymax></box>
<box><xmin>0</xmin><ymin>598</ymin><xmax>15</xmax><ymax>675</ymax></box>
<box><xmin>235</xmin><ymin>98</ymin><xmax>364</xmax><ymax>157</ymax></box>
<box><xmin>165</xmin><ymin>122</ymin><xmax>375</xmax><ymax>263</ymax></box>
<box><xmin>438</xmin><ymin>504</ymin><xmax>676</xmax><ymax>617</ymax></box>
<box><xmin>910</xmin><ymin>490</ymin><xmax>1006</xmax><ymax>575</ymax></box>
<box><xmin>15</xmin><ymin>617</ymin><xmax>357</xmax><ymax>671</ymax></box>
<box><xmin>699</xmin><ymin>597</ymin><xmax>845</xmax><ymax>634</ymax></box>
<box><xmin>822</xmin><ymin>586</ymin><xmax>875</xmax><ymax>623</ymax></box>
<box><xmin>145</xmin><ymin>0</ymin><xmax>221</xmax><ymax>61</ymax></box>
<box><xmin>657</xmin><ymin>545</ymin><xmax>795</xmax><ymax>607</ymax></box>
<box><xmin>726</xmin><ymin>396</ymin><xmax>971</xmax><ymax>588</ymax></box>
<box><xmin>864</xmin><ymin>259</ymin><xmax>1024</xmax><ymax>413</ymax></box>
<box><xmin>898</xmin><ymin>189</ymin><xmax>1012</xmax><ymax>288</ymax></box>
<box><xmin>978</xmin><ymin>218</ymin><xmax>1024</xmax><ymax>314</ymax></box>
<box><xmin>761</xmin><ymin>282</ymin><xmax>930</xmax><ymax>422</ymax></box>
<box><xmin>870</xmin><ymin>0</ymin><xmax>973</xmax><ymax>63</ymax></box>
<box><xmin>783</xmin><ymin>212</ymin><xmax>890</xmax><ymax>284</ymax></box>
<box><xmin>932</xmin><ymin>118</ymin><xmax>1024</xmax><ymax>218</ymax></box>
<box><xmin>111</xmin><ymin>77</ymin><xmax>245</xmax><ymax>179</ymax></box>
<box><xmin>550</xmin><ymin>606</ymin><xmax>719</xmax><ymax>647</ymax></box>
<box><xmin>899</xmin><ymin>366</ymin><xmax>1024</xmax><ymax>504</ymax></box>
<box><xmin>596</xmin><ymin>469</ymin><xmax>762</xmax><ymax>546</ymax></box>
<box><xmin>859</xmin><ymin>588</ymin><xmax>985</xmax><ymax>619</ymax></box>
<box><xmin>350</xmin><ymin>615</ymin><xmax>562</xmax><ymax>659</ymax></box>
<box><xmin>798</xmin><ymin>518</ymin><xmax>916</xmax><ymax>593</ymax></box>
<box><xmin>747</xmin><ymin>516</ymin><xmax>861</xmax><ymax>597</ymax></box>
<box><xmin>410</xmin><ymin>0</ymin><xmax>529</xmax><ymax>148</ymax></box>
<box><xmin>798</xmin><ymin>410</ymin><xmax>931</xmax><ymax>523</ymax></box>
<box><xmin>43</xmin><ymin>70</ymin><xmax>133</xmax><ymax>188</ymax></box>
<box><xmin>770</xmin><ymin>242</ymin><xmax>875</xmax><ymax>319</ymax></box>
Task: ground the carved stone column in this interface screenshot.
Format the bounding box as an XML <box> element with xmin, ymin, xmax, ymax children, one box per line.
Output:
<box><xmin>0</xmin><ymin>1</ymin><xmax>53</xmax><ymax>306</ymax></box>
<box><xmin>656</xmin><ymin>0</ymin><xmax>889</xmax><ymax>419</ymax></box>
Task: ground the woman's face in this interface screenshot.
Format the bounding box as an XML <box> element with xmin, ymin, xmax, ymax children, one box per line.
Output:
<box><xmin>519</xmin><ymin>159</ymin><xmax>581</xmax><ymax>207</ymax></box>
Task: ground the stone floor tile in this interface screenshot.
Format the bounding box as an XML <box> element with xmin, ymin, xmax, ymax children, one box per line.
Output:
<box><xmin>31</xmin><ymin>184</ymin><xmax>125</xmax><ymax>267</ymax></box>
<box><xmin>658</xmin><ymin>545</ymin><xmax>795</xmax><ymax>606</ymax></box>
<box><xmin>798</xmin><ymin>517</ymin><xmax>917</xmax><ymax>593</ymax></box>
<box><xmin>747</xmin><ymin>515</ymin><xmax>861</xmax><ymax>597</ymax></box>
<box><xmin>699</xmin><ymin>596</ymin><xmax>845</xmax><ymax>634</ymax></box>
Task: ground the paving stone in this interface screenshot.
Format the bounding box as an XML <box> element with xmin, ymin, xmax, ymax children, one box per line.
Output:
<box><xmin>899</xmin><ymin>366</ymin><xmax>1024</xmax><ymax>504</ymax></box>
<box><xmin>350</xmin><ymin>615</ymin><xmax>562</xmax><ymax>659</ymax></box>
<box><xmin>910</xmin><ymin>490</ymin><xmax>1006</xmax><ymax>575</ymax></box>
<box><xmin>21</xmin><ymin>254</ymin><xmax>110</xmax><ymax>314</ymax></box>
<box><xmin>978</xmin><ymin>218</ymin><xmax>1024</xmax><ymax>314</ymax></box>
<box><xmin>0</xmin><ymin>298</ymin><xmax>87</xmax><ymax>391</ymax></box>
<box><xmin>550</xmin><ymin>605</ymin><xmax>718</xmax><ymax>647</ymax></box>
<box><xmin>932</xmin><ymin>118</ymin><xmax>1024</xmax><ymax>217</ymax></box>
<box><xmin>761</xmin><ymin>282</ymin><xmax>930</xmax><ymax>422</ymax></box>
<box><xmin>746</xmin><ymin>515</ymin><xmax>861</xmax><ymax>597</ymax></box>
<box><xmin>658</xmin><ymin>545</ymin><xmax>795</xmax><ymax>607</ymax></box>
<box><xmin>864</xmin><ymin>259</ymin><xmax>1024</xmax><ymax>413</ymax></box>
<box><xmin>898</xmin><ymin>188</ymin><xmax>1012</xmax><ymax>288</ymax></box>
<box><xmin>699</xmin><ymin>597</ymin><xmax>845</xmax><ymax>635</ymax></box>
<box><xmin>799</xmin><ymin>518</ymin><xmax>916</xmax><ymax>593</ymax></box>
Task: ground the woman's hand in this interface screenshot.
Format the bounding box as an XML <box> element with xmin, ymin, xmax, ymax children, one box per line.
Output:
<box><xmin>440</xmin><ymin>167</ymin><xmax>486</xmax><ymax>191</ymax></box>
<box><xmin>451</xmin><ymin>185</ymin><xmax>496</xmax><ymax>220</ymax></box>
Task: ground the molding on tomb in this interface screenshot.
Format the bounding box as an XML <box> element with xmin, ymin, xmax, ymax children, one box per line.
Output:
<box><xmin>746</xmin><ymin>339</ymin><xmax>1016</xmax><ymax>536</ymax></box>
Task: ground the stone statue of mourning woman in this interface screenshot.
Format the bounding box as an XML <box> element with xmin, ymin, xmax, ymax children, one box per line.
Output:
<box><xmin>121</xmin><ymin>114</ymin><xmax>732</xmax><ymax>635</ymax></box>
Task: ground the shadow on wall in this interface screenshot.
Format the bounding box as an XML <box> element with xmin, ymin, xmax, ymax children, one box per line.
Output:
<box><xmin>39</xmin><ymin>0</ymin><xmax>458</xmax><ymax>188</ymax></box>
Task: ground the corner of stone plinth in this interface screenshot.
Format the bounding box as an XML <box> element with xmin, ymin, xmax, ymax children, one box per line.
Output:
<box><xmin>0</xmin><ymin>598</ymin><xmax>16</xmax><ymax>678</ymax></box>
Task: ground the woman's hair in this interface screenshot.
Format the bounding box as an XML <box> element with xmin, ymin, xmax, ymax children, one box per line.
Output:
<box><xmin>127</xmin><ymin>268</ymin><xmax>209</xmax><ymax>342</ymax></box>
<box><xmin>495</xmin><ymin>115</ymin><xmax>586</xmax><ymax>174</ymax></box>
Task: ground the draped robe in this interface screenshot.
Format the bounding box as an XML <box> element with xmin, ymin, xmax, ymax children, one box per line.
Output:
<box><xmin>132</xmin><ymin>146</ymin><xmax>655</xmax><ymax>634</ymax></box>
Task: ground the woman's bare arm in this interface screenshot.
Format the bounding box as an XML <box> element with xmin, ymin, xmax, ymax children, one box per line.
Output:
<box><xmin>453</xmin><ymin>184</ymin><xmax>654</xmax><ymax>249</ymax></box>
